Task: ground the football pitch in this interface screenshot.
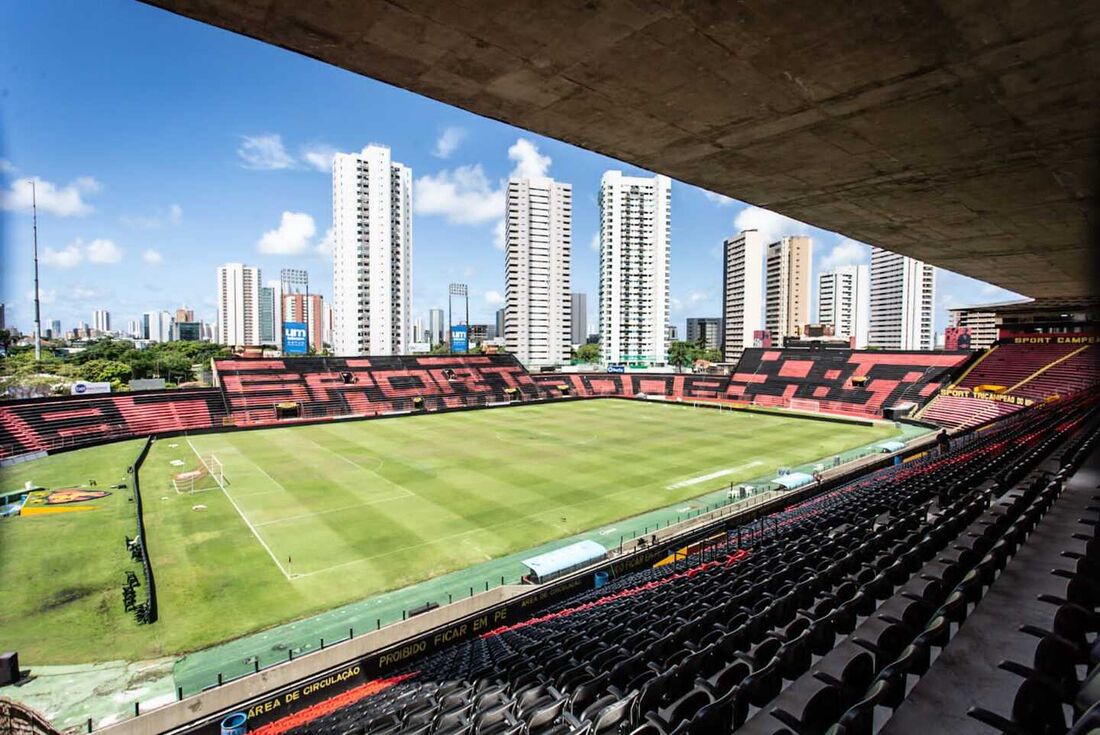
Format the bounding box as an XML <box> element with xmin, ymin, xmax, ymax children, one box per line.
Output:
<box><xmin>185</xmin><ymin>400</ymin><xmax>894</xmax><ymax>582</ymax></box>
<box><xmin>1</xmin><ymin>399</ymin><xmax>899</xmax><ymax>664</ymax></box>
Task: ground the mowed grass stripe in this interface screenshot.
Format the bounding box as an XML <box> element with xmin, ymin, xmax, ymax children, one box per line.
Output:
<box><xmin>191</xmin><ymin>401</ymin><xmax>890</xmax><ymax>580</ymax></box>
<box><xmin>4</xmin><ymin>400</ymin><xmax>898</xmax><ymax>663</ymax></box>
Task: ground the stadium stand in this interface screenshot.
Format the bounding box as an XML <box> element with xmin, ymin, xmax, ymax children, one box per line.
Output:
<box><xmin>238</xmin><ymin>389</ymin><xmax>1098</xmax><ymax>735</ymax></box>
<box><xmin>213</xmin><ymin>354</ymin><xmax>540</xmax><ymax>423</ymax></box>
<box><xmin>529</xmin><ymin>373</ymin><xmax>730</xmax><ymax>402</ymax></box>
<box><xmin>920</xmin><ymin>340</ymin><xmax>1100</xmax><ymax>430</ymax></box>
<box><xmin>724</xmin><ymin>348</ymin><xmax>967</xmax><ymax>419</ymax></box>
<box><xmin>0</xmin><ymin>389</ymin><xmax>227</xmax><ymax>458</ymax></box>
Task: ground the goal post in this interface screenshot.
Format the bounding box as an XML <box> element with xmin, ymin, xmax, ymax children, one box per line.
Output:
<box><xmin>172</xmin><ymin>454</ymin><xmax>227</xmax><ymax>494</ymax></box>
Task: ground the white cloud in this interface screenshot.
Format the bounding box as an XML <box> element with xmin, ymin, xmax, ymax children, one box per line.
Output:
<box><xmin>238</xmin><ymin>134</ymin><xmax>295</xmax><ymax>170</ymax></box>
<box><xmin>40</xmin><ymin>237</ymin><xmax>121</xmax><ymax>267</ymax></box>
<box><xmin>301</xmin><ymin>144</ymin><xmax>338</xmax><ymax>172</ymax></box>
<box><xmin>508</xmin><ymin>138</ymin><xmax>551</xmax><ymax>179</ymax></box>
<box><xmin>414</xmin><ymin>164</ymin><xmax>504</xmax><ymax>224</ymax></box>
<box><xmin>121</xmin><ymin>203</ymin><xmax>183</xmax><ymax>230</ymax></box>
<box><xmin>492</xmin><ymin>220</ymin><xmax>506</xmax><ymax>251</ymax></box>
<box><xmin>142</xmin><ymin>248</ymin><xmax>164</xmax><ymax>265</ymax></box>
<box><xmin>687</xmin><ymin>290</ymin><xmax>711</xmax><ymax>305</ymax></box>
<box><xmin>41</xmin><ymin>242</ymin><xmax>84</xmax><ymax>268</ymax></box>
<box><xmin>69</xmin><ymin>285</ymin><xmax>110</xmax><ymax>301</ymax></box>
<box><xmin>85</xmin><ymin>238</ymin><xmax>122</xmax><ymax>263</ymax></box>
<box><xmin>433</xmin><ymin>127</ymin><xmax>466</xmax><ymax>159</ymax></box>
<box><xmin>26</xmin><ymin>288</ymin><xmax>57</xmax><ymax>305</ymax></box>
<box><xmin>589</xmin><ymin>232</ymin><xmax>600</xmax><ymax>252</ymax></box>
<box><xmin>484</xmin><ymin>290</ymin><xmax>505</xmax><ymax>306</ymax></box>
<box><xmin>819</xmin><ymin>239</ymin><xmax>869</xmax><ymax>271</ymax></box>
<box><xmin>0</xmin><ymin>159</ymin><xmax>15</xmax><ymax>173</ymax></box>
<box><xmin>701</xmin><ymin>189</ymin><xmax>734</xmax><ymax>206</ymax></box>
<box><xmin>0</xmin><ymin>175</ymin><xmax>100</xmax><ymax>216</ymax></box>
<box><xmin>315</xmin><ymin>227</ymin><xmax>335</xmax><ymax>257</ymax></box>
<box><xmin>733</xmin><ymin>205</ymin><xmax>810</xmax><ymax>244</ymax></box>
<box><xmin>258</xmin><ymin>211</ymin><xmax>317</xmax><ymax>255</ymax></box>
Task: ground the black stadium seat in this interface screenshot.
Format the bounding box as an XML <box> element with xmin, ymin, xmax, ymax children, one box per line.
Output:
<box><xmin>227</xmin><ymin>388</ymin><xmax>1100</xmax><ymax>735</ymax></box>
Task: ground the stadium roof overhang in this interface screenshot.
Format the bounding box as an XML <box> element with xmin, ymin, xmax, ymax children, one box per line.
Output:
<box><xmin>145</xmin><ymin>1</ymin><xmax>1099</xmax><ymax>299</ymax></box>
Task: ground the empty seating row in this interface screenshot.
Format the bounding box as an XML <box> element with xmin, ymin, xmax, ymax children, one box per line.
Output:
<box><xmin>725</xmin><ymin>348</ymin><xmax>967</xmax><ymax>418</ymax></box>
<box><xmin>0</xmin><ymin>389</ymin><xmax>229</xmax><ymax>457</ymax></box>
<box><xmin>250</xmin><ymin>389</ymin><xmax>1097</xmax><ymax>735</ymax></box>
<box><xmin>880</xmin><ymin>402</ymin><xmax>1100</xmax><ymax>734</ymax></box>
<box><xmin>956</xmin><ymin>342</ymin><xmax>1080</xmax><ymax>391</ymax></box>
<box><xmin>528</xmin><ymin>374</ymin><xmax>731</xmax><ymax>402</ymax></box>
<box><xmin>213</xmin><ymin>355</ymin><xmax>541</xmax><ymax>423</ymax></box>
<box><xmin>922</xmin><ymin>342</ymin><xmax>1099</xmax><ymax>429</ymax></box>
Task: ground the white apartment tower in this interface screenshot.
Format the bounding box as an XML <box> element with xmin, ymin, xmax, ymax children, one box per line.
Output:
<box><xmin>504</xmin><ymin>177</ymin><xmax>572</xmax><ymax>368</ymax></box>
<box><xmin>216</xmin><ymin>263</ymin><xmax>261</xmax><ymax>346</ymax></box>
<box><xmin>332</xmin><ymin>145</ymin><xmax>412</xmax><ymax>356</ymax></box>
<box><xmin>92</xmin><ymin>309</ymin><xmax>110</xmax><ymax>334</ymax></box>
<box><xmin>598</xmin><ymin>171</ymin><xmax>671</xmax><ymax>366</ymax></box>
<box><xmin>722</xmin><ymin>230</ymin><xmax>765</xmax><ymax>362</ymax></box>
<box><xmin>765</xmin><ymin>236</ymin><xmax>812</xmax><ymax>345</ymax></box>
<box><xmin>868</xmin><ymin>247</ymin><xmax>936</xmax><ymax>350</ymax></box>
<box><xmin>818</xmin><ymin>265</ymin><xmax>870</xmax><ymax>348</ymax></box>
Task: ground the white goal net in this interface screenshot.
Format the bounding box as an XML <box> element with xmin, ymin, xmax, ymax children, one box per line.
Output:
<box><xmin>173</xmin><ymin>454</ymin><xmax>226</xmax><ymax>494</ymax></box>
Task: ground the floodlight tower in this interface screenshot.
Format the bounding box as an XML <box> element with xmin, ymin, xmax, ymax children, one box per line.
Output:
<box><xmin>31</xmin><ymin>180</ymin><xmax>41</xmax><ymax>361</ymax></box>
<box><xmin>448</xmin><ymin>283</ymin><xmax>469</xmax><ymax>353</ymax></box>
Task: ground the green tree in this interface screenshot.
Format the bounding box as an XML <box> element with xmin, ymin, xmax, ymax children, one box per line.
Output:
<box><xmin>574</xmin><ymin>343</ymin><xmax>600</xmax><ymax>363</ymax></box>
<box><xmin>80</xmin><ymin>359</ymin><xmax>133</xmax><ymax>385</ymax></box>
<box><xmin>667</xmin><ymin>341</ymin><xmax>697</xmax><ymax>372</ymax></box>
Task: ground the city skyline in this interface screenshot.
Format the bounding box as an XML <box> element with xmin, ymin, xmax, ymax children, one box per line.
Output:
<box><xmin>0</xmin><ymin>2</ymin><xmax>1023</xmax><ymax>346</ymax></box>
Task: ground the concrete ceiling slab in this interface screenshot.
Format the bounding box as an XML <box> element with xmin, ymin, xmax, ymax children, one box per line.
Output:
<box><xmin>145</xmin><ymin>0</ymin><xmax>1099</xmax><ymax>298</ymax></box>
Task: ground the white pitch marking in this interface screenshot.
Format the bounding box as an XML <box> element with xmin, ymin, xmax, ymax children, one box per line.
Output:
<box><xmin>185</xmin><ymin>437</ymin><xmax>294</xmax><ymax>580</ymax></box>
<box><xmin>665</xmin><ymin>461</ymin><xmax>763</xmax><ymax>490</ymax></box>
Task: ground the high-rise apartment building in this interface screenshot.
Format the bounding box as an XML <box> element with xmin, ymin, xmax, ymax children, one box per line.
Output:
<box><xmin>503</xmin><ymin>176</ymin><xmax>572</xmax><ymax>368</ymax></box>
<box><xmin>765</xmin><ymin>236</ymin><xmax>812</xmax><ymax>345</ymax></box>
<box><xmin>216</xmin><ymin>263</ymin><xmax>261</xmax><ymax>346</ymax></box>
<box><xmin>570</xmin><ymin>293</ymin><xmax>587</xmax><ymax>345</ymax></box>
<box><xmin>947</xmin><ymin>305</ymin><xmax>1002</xmax><ymax>350</ymax></box>
<box><xmin>818</xmin><ymin>265</ymin><xmax>869</xmax><ymax>348</ymax></box>
<box><xmin>429</xmin><ymin>309</ymin><xmax>445</xmax><ymax>347</ymax></box>
<box><xmin>283</xmin><ymin>292</ymin><xmax>324</xmax><ymax>352</ymax></box>
<box><xmin>93</xmin><ymin>309</ymin><xmax>110</xmax><ymax>334</ymax></box>
<box><xmin>722</xmin><ymin>230</ymin><xmax>765</xmax><ymax>362</ymax></box>
<box><xmin>175</xmin><ymin>307</ymin><xmax>195</xmax><ymax>323</ymax></box>
<box><xmin>495</xmin><ymin>308</ymin><xmax>506</xmax><ymax>343</ymax></box>
<box><xmin>686</xmin><ymin>317</ymin><xmax>723</xmax><ymax>351</ymax></box>
<box><xmin>259</xmin><ymin>282</ymin><xmax>281</xmax><ymax>345</ymax></box>
<box><xmin>143</xmin><ymin>311</ymin><xmax>174</xmax><ymax>342</ymax></box>
<box><xmin>332</xmin><ymin>145</ymin><xmax>412</xmax><ymax>355</ymax></box>
<box><xmin>868</xmin><ymin>247</ymin><xmax>936</xmax><ymax>350</ymax></box>
<box><xmin>127</xmin><ymin>319</ymin><xmax>141</xmax><ymax>339</ymax></box>
<box><xmin>598</xmin><ymin>171</ymin><xmax>671</xmax><ymax>366</ymax></box>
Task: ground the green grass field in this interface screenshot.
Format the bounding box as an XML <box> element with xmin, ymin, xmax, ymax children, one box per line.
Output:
<box><xmin>0</xmin><ymin>400</ymin><xmax>896</xmax><ymax>663</ymax></box>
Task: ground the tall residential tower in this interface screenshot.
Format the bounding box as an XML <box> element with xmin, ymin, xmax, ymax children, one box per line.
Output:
<box><xmin>503</xmin><ymin>176</ymin><xmax>572</xmax><ymax>368</ymax></box>
<box><xmin>765</xmin><ymin>235</ymin><xmax>812</xmax><ymax>345</ymax></box>
<box><xmin>216</xmin><ymin>263</ymin><xmax>261</xmax><ymax>346</ymax></box>
<box><xmin>818</xmin><ymin>264</ymin><xmax>870</xmax><ymax>348</ymax></box>
<box><xmin>332</xmin><ymin>145</ymin><xmax>412</xmax><ymax>355</ymax></box>
<box><xmin>868</xmin><ymin>247</ymin><xmax>936</xmax><ymax>350</ymax></box>
<box><xmin>722</xmin><ymin>230</ymin><xmax>765</xmax><ymax>362</ymax></box>
<box><xmin>598</xmin><ymin>171</ymin><xmax>671</xmax><ymax>366</ymax></box>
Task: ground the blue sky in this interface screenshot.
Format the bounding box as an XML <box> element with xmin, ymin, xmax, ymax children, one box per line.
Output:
<box><xmin>0</xmin><ymin>0</ymin><xmax>1022</xmax><ymax>339</ymax></box>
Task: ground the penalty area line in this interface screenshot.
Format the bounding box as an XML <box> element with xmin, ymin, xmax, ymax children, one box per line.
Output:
<box><xmin>184</xmin><ymin>437</ymin><xmax>295</xmax><ymax>581</ymax></box>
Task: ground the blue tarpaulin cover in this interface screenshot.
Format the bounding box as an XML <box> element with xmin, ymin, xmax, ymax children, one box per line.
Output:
<box><xmin>773</xmin><ymin>472</ymin><xmax>815</xmax><ymax>490</ymax></box>
<box><xmin>877</xmin><ymin>440</ymin><xmax>906</xmax><ymax>453</ymax></box>
<box><xmin>522</xmin><ymin>540</ymin><xmax>607</xmax><ymax>580</ymax></box>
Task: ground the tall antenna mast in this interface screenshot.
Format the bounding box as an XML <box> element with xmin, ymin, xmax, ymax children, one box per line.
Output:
<box><xmin>32</xmin><ymin>180</ymin><xmax>42</xmax><ymax>361</ymax></box>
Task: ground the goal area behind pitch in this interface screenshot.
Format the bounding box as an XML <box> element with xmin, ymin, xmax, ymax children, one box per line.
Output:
<box><xmin>173</xmin><ymin>454</ymin><xmax>227</xmax><ymax>494</ymax></box>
